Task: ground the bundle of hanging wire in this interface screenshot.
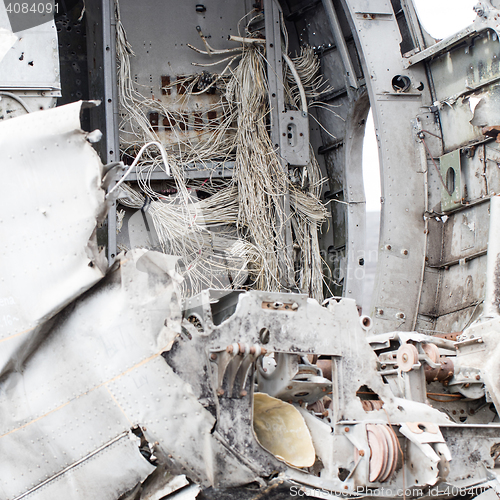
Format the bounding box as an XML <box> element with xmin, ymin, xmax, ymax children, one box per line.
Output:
<box><xmin>113</xmin><ymin>0</ymin><xmax>331</xmax><ymax>301</ymax></box>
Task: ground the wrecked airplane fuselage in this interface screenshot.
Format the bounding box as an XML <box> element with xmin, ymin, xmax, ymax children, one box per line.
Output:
<box><xmin>1</xmin><ymin>0</ymin><xmax>500</xmax><ymax>499</ymax></box>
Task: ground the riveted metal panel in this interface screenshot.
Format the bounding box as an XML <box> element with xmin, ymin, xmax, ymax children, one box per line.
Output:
<box><xmin>430</xmin><ymin>30</ymin><xmax>500</xmax><ymax>102</ymax></box>
<box><xmin>440</xmin><ymin>204</ymin><xmax>489</xmax><ymax>264</ymax></box>
<box><xmin>23</xmin><ymin>436</ymin><xmax>155</xmax><ymax>500</ymax></box>
<box><xmin>340</xmin><ymin>0</ymin><xmax>435</xmax><ymax>329</ymax></box>
<box><xmin>435</xmin><ymin>256</ymin><xmax>486</xmax><ymax>318</ymax></box>
<box><xmin>0</xmin><ymin>18</ymin><xmax>60</xmax><ymax>92</ymax></box>
<box><xmin>116</xmin><ymin>0</ymin><xmax>251</xmax><ymax>150</ymax></box>
<box><xmin>350</xmin><ymin>0</ymin><xmax>393</xmax><ymax>15</ymax></box>
<box><xmin>0</xmin><ymin>101</ymin><xmax>108</xmax><ymax>370</ymax></box>
<box><xmin>439</xmin><ymin>150</ymin><xmax>462</xmax><ymax>212</ymax></box>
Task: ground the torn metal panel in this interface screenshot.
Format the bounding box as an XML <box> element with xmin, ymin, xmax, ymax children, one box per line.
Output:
<box><xmin>106</xmin><ymin>355</ymin><xmax>258</xmax><ymax>488</ymax></box>
<box><xmin>438</xmin><ymin>98</ymin><xmax>484</xmax><ymax>154</ymax></box>
<box><xmin>0</xmin><ymin>101</ymin><xmax>111</xmax><ymax>376</ymax></box>
<box><xmin>428</xmin><ymin>31</ymin><xmax>500</xmax><ymax>103</ymax></box>
<box><xmin>0</xmin><ymin>247</ymin><xmax>260</xmax><ymax>498</ymax></box>
<box><xmin>0</xmin><ymin>250</ymin><xmax>176</xmax><ymax>499</ymax></box>
<box><xmin>16</xmin><ymin>434</ymin><xmax>156</xmax><ymax>500</ymax></box>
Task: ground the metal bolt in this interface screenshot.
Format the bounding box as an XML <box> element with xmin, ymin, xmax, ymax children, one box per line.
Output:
<box><xmin>287</xmin><ymin>385</ymin><xmax>293</xmax><ymax>390</ymax></box>
<box><xmin>379</xmin><ymin>309</ymin><xmax>384</xmax><ymax>315</ymax></box>
<box><xmin>226</xmin><ymin>345</ymin><xmax>234</xmax><ymax>354</ymax></box>
<box><xmin>210</xmin><ymin>353</ymin><xmax>217</xmax><ymax>361</ymax></box>
<box><xmin>476</xmin><ymin>375</ymin><xmax>480</xmax><ymax>380</ymax></box>
<box><xmin>240</xmin><ymin>390</ymin><xmax>247</xmax><ymax>397</ymax></box>
<box><xmin>217</xmin><ymin>388</ymin><xmax>224</xmax><ymax>396</ymax></box>
<box><xmin>344</xmin><ymin>427</ymin><xmax>350</xmax><ymax>432</ymax></box>
<box><xmin>359</xmin><ymin>450</ymin><xmax>365</xmax><ymax>457</ymax></box>
<box><xmin>344</xmin><ymin>485</ymin><xmax>349</xmax><ymax>490</ymax></box>
<box><xmin>386</xmin><ymin>244</ymin><xmax>392</xmax><ymax>250</ymax></box>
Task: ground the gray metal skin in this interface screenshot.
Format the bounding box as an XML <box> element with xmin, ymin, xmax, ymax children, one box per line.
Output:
<box><xmin>85</xmin><ymin>0</ymin><xmax>120</xmax><ymax>263</ymax></box>
<box><xmin>96</xmin><ymin>0</ymin><xmax>500</xmax><ymax>337</ymax></box>
<box><xmin>0</xmin><ymin>98</ymin><xmax>495</xmax><ymax>498</ymax></box>
<box><xmin>0</xmin><ymin>101</ymin><xmax>480</xmax><ymax>497</ymax></box>
<box><xmin>282</xmin><ymin>0</ymin><xmax>500</xmax><ymax>339</ymax></box>
<box><xmin>286</xmin><ymin>0</ymin><xmax>436</xmax><ymax>327</ymax></box>
<box><xmin>3</xmin><ymin>2</ymin><xmax>500</xmax><ymax>500</ymax></box>
<box><xmin>108</xmin><ymin>0</ymin><xmax>255</xmax><ymax>264</ymax></box>
<box><xmin>179</xmin><ymin>290</ymin><xmax>458</xmax><ymax>494</ymax></box>
<box><xmin>0</xmin><ymin>2</ymin><xmax>61</xmax><ymax>115</ymax></box>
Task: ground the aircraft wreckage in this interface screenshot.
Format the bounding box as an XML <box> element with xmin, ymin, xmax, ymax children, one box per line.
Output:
<box><xmin>0</xmin><ymin>0</ymin><xmax>500</xmax><ymax>499</ymax></box>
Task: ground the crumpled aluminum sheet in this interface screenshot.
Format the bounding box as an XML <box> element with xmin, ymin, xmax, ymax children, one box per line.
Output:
<box><xmin>0</xmin><ymin>247</ymin><xmax>174</xmax><ymax>499</ymax></box>
<box><xmin>0</xmin><ymin>101</ymin><xmax>109</xmax><ymax>377</ymax></box>
<box><xmin>0</xmin><ymin>104</ymin><xmax>258</xmax><ymax>500</ymax></box>
<box><xmin>0</xmin><ymin>249</ymin><xmax>257</xmax><ymax>500</ymax></box>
